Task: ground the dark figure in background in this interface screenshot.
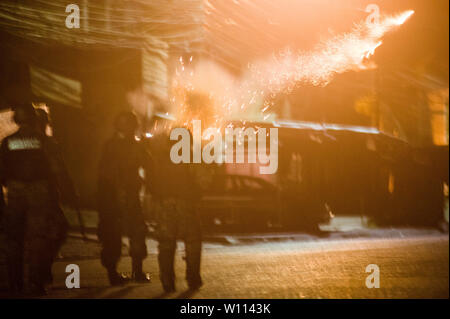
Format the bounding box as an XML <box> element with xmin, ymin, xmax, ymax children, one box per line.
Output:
<box><xmin>0</xmin><ymin>104</ymin><xmax>68</xmax><ymax>296</ymax></box>
<box><xmin>97</xmin><ymin>111</ymin><xmax>151</xmax><ymax>285</ymax></box>
<box><xmin>148</xmin><ymin>132</ymin><xmax>203</xmax><ymax>293</ymax></box>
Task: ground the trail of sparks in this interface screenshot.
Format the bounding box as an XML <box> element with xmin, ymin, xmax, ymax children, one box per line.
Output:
<box><xmin>171</xmin><ymin>10</ymin><xmax>414</xmax><ymax>130</ymax></box>
<box><xmin>246</xmin><ymin>10</ymin><xmax>415</xmax><ymax>91</ymax></box>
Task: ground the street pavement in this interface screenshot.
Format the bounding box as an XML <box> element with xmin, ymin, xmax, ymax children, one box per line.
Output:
<box><xmin>41</xmin><ymin>228</ymin><xmax>448</xmax><ymax>299</ymax></box>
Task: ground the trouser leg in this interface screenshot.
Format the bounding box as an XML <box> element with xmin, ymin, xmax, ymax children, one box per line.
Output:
<box><xmin>44</xmin><ymin>207</ymin><xmax>68</xmax><ymax>284</ymax></box>
<box><xmin>3</xmin><ymin>202</ymin><xmax>26</xmax><ymax>293</ymax></box>
<box><xmin>27</xmin><ymin>237</ymin><xmax>49</xmax><ymax>290</ymax></box>
<box><xmin>100</xmin><ymin>229</ymin><xmax>125</xmax><ymax>285</ymax></box>
<box><xmin>35</xmin><ymin>222</ymin><xmax>66</xmax><ymax>286</ymax></box>
<box><xmin>5</xmin><ymin>236</ymin><xmax>24</xmax><ymax>293</ymax></box>
<box><xmin>40</xmin><ymin>240</ymin><xmax>59</xmax><ymax>285</ymax></box>
<box><xmin>185</xmin><ymin>239</ymin><xmax>202</xmax><ymax>288</ymax></box>
<box><xmin>129</xmin><ymin>228</ymin><xmax>148</xmax><ymax>281</ymax></box>
<box><xmin>182</xmin><ymin>202</ymin><xmax>202</xmax><ymax>289</ymax></box>
<box><xmin>157</xmin><ymin>239</ymin><xmax>176</xmax><ymax>291</ymax></box>
<box><xmin>154</xmin><ymin>198</ymin><xmax>178</xmax><ymax>291</ymax></box>
<box><xmin>99</xmin><ymin>226</ymin><xmax>122</xmax><ymax>273</ymax></box>
<box><xmin>23</xmin><ymin>181</ymin><xmax>64</xmax><ymax>293</ymax></box>
<box><xmin>128</xmin><ymin>214</ymin><xmax>148</xmax><ymax>273</ymax></box>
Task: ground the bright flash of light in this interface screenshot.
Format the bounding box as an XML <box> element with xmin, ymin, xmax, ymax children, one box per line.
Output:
<box><xmin>171</xmin><ymin>10</ymin><xmax>414</xmax><ymax>129</ymax></box>
<box><xmin>245</xmin><ymin>10</ymin><xmax>415</xmax><ymax>93</ymax></box>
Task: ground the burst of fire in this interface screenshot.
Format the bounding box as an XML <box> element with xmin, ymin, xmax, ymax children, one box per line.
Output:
<box><xmin>170</xmin><ymin>10</ymin><xmax>415</xmax><ymax>131</ymax></box>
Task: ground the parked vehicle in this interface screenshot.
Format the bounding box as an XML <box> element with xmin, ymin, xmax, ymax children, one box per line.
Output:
<box><xmin>143</xmin><ymin>119</ymin><xmax>447</xmax><ymax>233</ymax></box>
<box><xmin>197</xmin><ymin>174</ymin><xmax>281</xmax><ymax>232</ymax></box>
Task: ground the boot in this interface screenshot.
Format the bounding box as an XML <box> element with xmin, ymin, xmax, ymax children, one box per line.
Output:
<box><xmin>132</xmin><ymin>259</ymin><xmax>151</xmax><ymax>283</ymax></box>
<box><xmin>107</xmin><ymin>269</ymin><xmax>130</xmax><ymax>286</ymax></box>
<box><xmin>161</xmin><ymin>277</ymin><xmax>176</xmax><ymax>293</ymax></box>
<box><xmin>187</xmin><ymin>278</ymin><xmax>203</xmax><ymax>291</ymax></box>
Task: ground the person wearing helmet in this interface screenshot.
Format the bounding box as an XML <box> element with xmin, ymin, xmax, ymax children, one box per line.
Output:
<box><xmin>146</xmin><ymin>127</ymin><xmax>203</xmax><ymax>293</ymax></box>
<box><xmin>0</xmin><ymin>103</ymin><xmax>62</xmax><ymax>296</ymax></box>
<box><xmin>97</xmin><ymin>111</ymin><xmax>152</xmax><ymax>285</ymax></box>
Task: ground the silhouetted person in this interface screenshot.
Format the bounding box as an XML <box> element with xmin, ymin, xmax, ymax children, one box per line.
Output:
<box><xmin>97</xmin><ymin>111</ymin><xmax>151</xmax><ymax>285</ymax></box>
<box><xmin>147</xmin><ymin>131</ymin><xmax>203</xmax><ymax>293</ymax></box>
<box><xmin>0</xmin><ymin>103</ymin><xmax>67</xmax><ymax>296</ymax></box>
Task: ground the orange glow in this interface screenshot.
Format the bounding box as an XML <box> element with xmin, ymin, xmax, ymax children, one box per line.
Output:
<box><xmin>170</xmin><ymin>10</ymin><xmax>415</xmax><ymax>130</ymax></box>
<box><xmin>428</xmin><ymin>89</ymin><xmax>449</xmax><ymax>146</ymax></box>
<box><xmin>0</xmin><ymin>110</ymin><xmax>17</xmax><ymax>141</ymax></box>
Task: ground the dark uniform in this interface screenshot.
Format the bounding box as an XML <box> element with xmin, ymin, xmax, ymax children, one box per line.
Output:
<box><xmin>148</xmin><ymin>133</ymin><xmax>203</xmax><ymax>292</ymax></box>
<box><xmin>0</xmin><ymin>106</ymin><xmax>67</xmax><ymax>295</ymax></box>
<box><xmin>97</xmin><ymin>112</ymin><xmax>151</xmax><ymax>284</ymax></box>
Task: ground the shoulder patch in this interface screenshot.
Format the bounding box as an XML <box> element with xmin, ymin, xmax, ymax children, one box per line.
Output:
<box><xmin>7</xmin><ymin>137</ymin><xmax>42</xmax><ymax>150</ymax></box>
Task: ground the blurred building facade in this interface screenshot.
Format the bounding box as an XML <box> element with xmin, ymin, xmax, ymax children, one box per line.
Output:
<box><xmin>0</xmin><ymin>0</ymin><xmax>448</xmax><ymax>205</ymax></box>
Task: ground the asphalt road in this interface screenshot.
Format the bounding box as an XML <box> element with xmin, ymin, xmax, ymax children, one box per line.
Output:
<box><xmin>42</xmin><ymin>230</ymin><xmax>448</xmax><ymax>299</ymax></box>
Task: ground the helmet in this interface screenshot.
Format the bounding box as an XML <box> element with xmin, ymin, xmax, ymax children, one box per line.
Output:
<box><xmin>35</xmin><ymin>108</ymin><xmax>50</xmax><ymax>125</ymax></box>
<box><xmin>13</xmin><ymin>103</ymin><xmax>36</xmax><ymax>126</ymax></box>
<box><xmin>114</xmin><ymin>111</ymin><xmax>138</xmax><ymax>136</ymax></box>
